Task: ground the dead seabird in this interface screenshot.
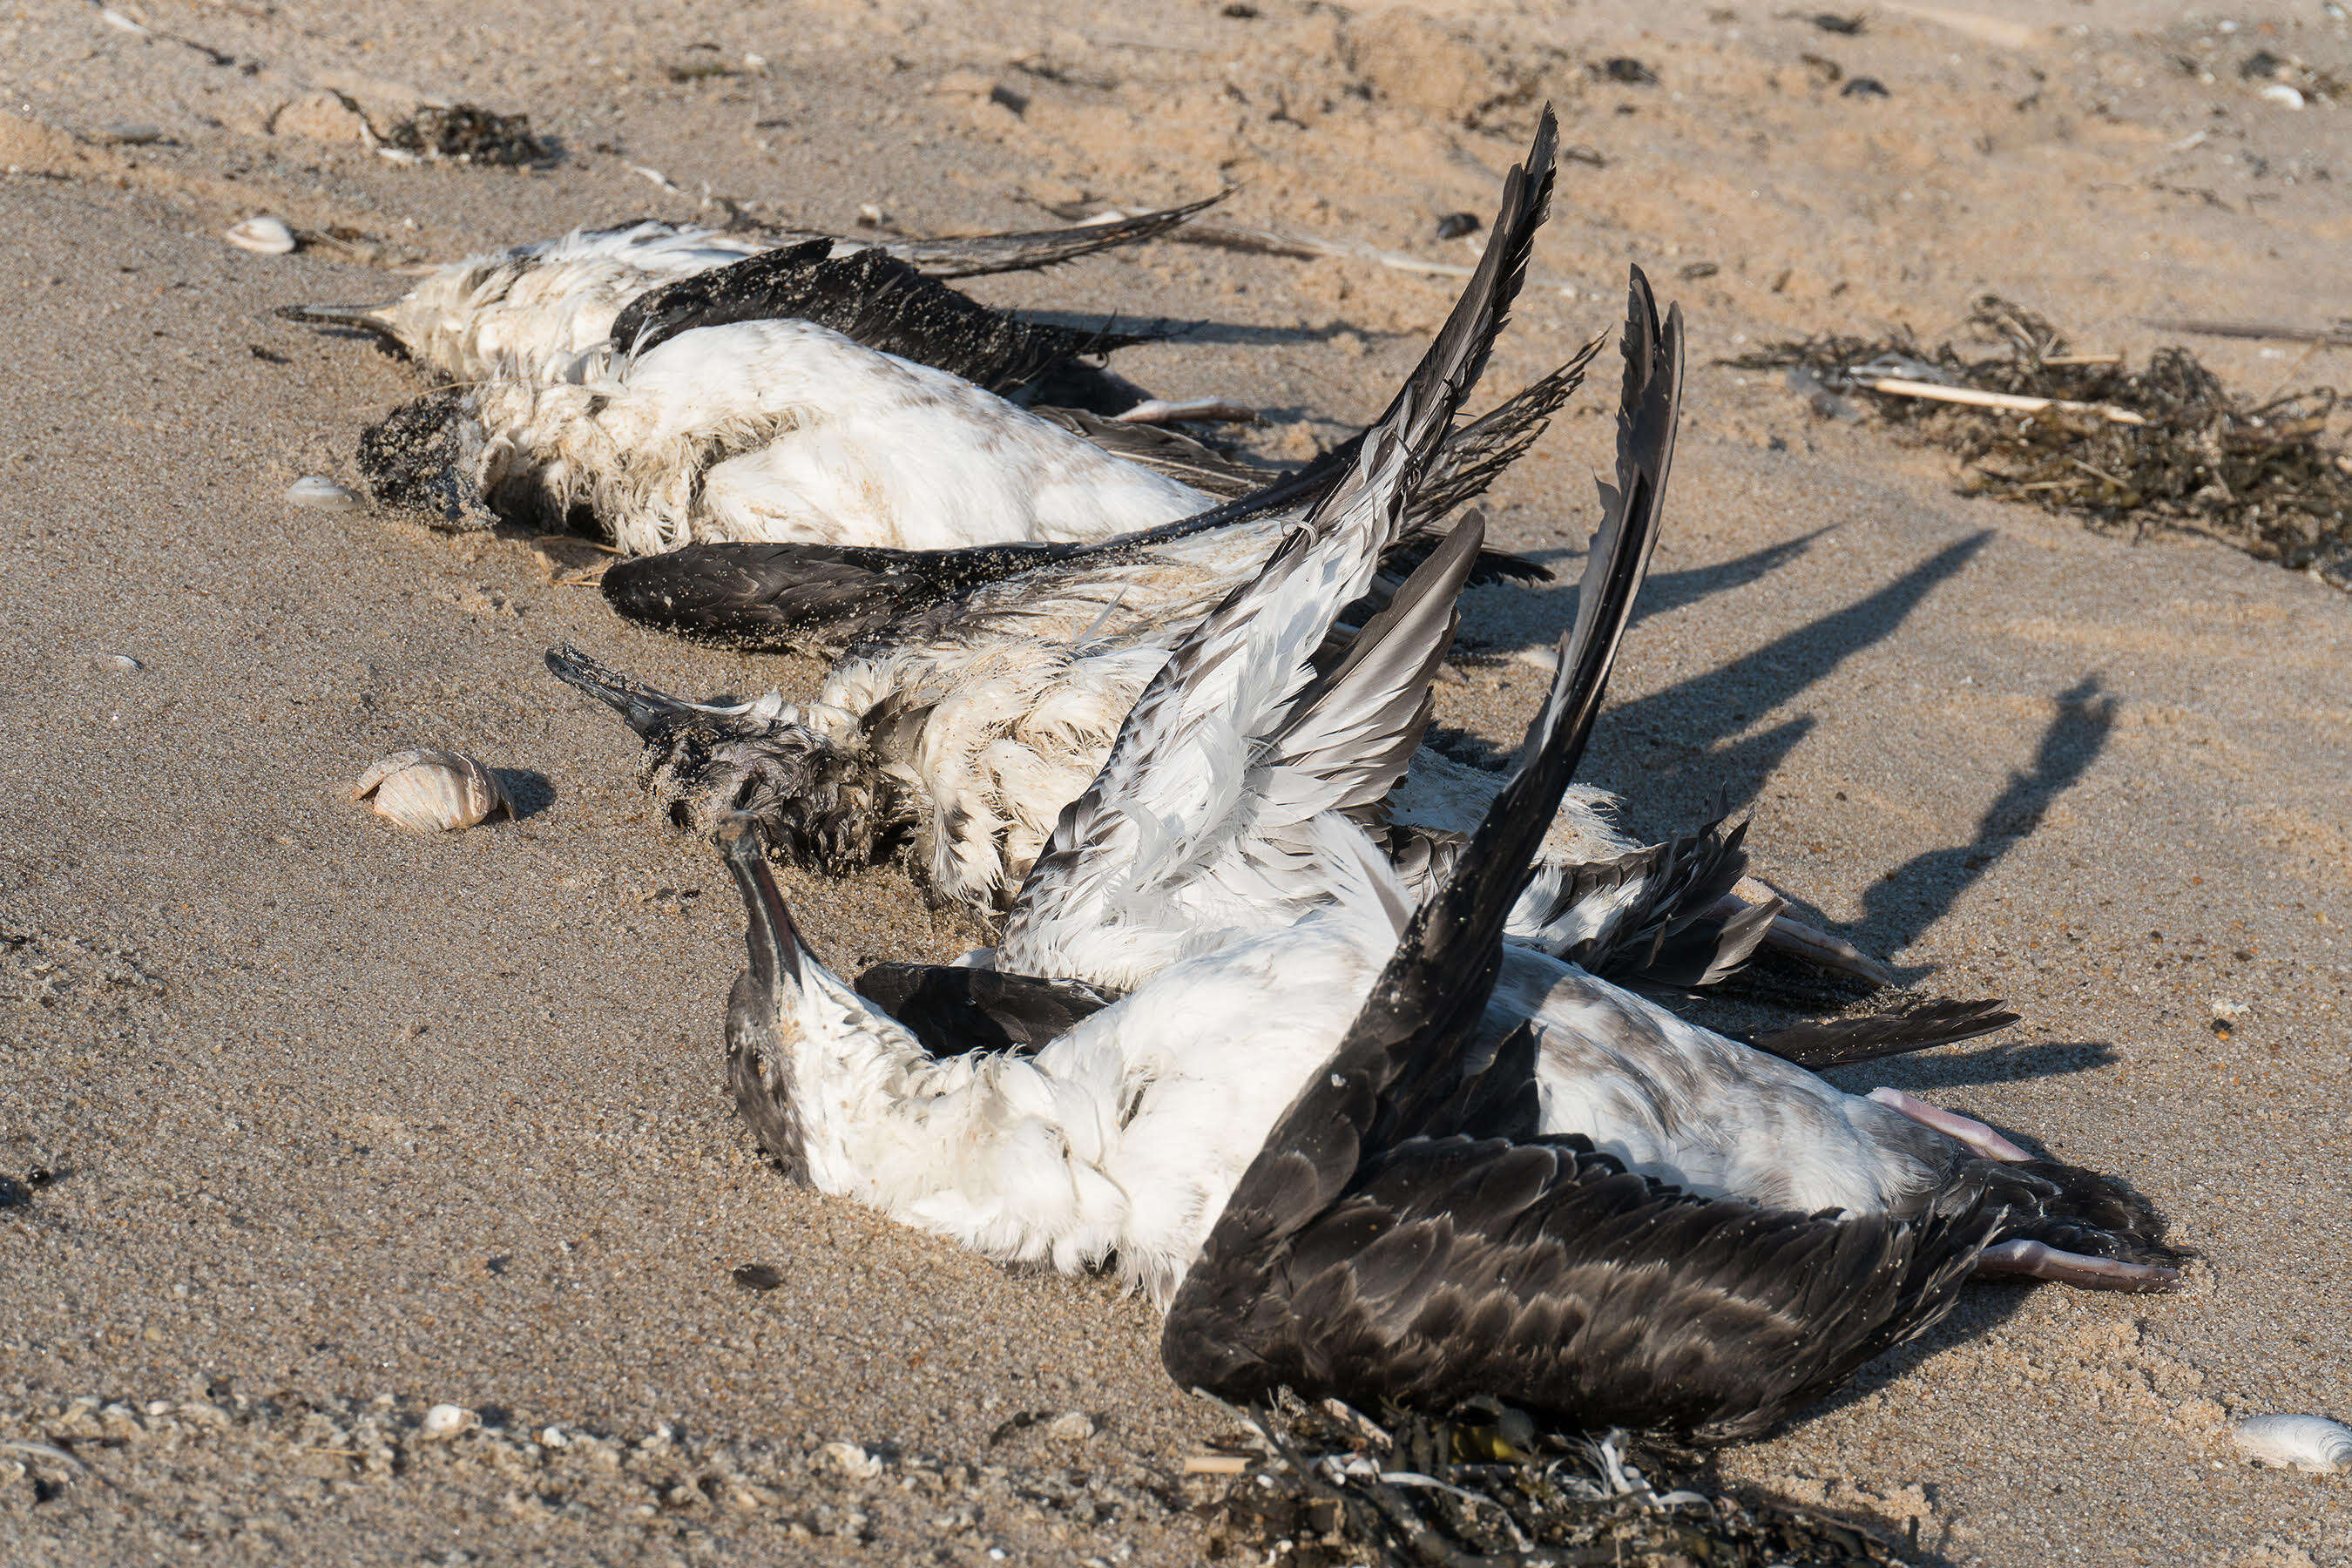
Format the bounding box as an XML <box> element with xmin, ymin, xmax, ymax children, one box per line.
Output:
<box><xmin>703</xmin><ymin>237</ymin><xmax>2181</xmax><ymax>1350</ymax></box>
<box><xmin>278</xmin><ymin>197</ymin><xmax>1224</xmax><ymax>388</ymax></box>
<box><xmin>544</xmin><ymin>111</ymin><xmax>1659</xmax><ymax>943</ymax></box>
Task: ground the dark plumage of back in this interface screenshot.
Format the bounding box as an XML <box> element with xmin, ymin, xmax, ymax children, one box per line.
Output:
<box><xmin>608</xmin><ymin>240</ymin><xmax>1167</xmax><ymax>400</ymax></box>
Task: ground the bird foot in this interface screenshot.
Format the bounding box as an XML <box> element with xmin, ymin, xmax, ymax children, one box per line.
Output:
<box><xmin>1977</xmin><ymin>1239</ymin><xmax>2180</xmax><ymax>1293</ymax></box>
<box><xmin>1112</xmin><ymin>396</ymin><xmax>1259</xmax><ymax>425</ymax></box>
<box><xmin>1867</xmin><ymin>1086</ymin><xmax>2034</xmax><ymax>1162</ymax></box>
<box><xmin>1725</xmin><ymin>878</ymin><xmax>1897</xmax><ymax>986</ymax></box>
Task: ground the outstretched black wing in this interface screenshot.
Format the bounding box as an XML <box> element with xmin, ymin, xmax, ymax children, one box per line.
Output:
<box><xmin>1162</xmin><ymin>260</ymin><xmax>2004</xmax><ymax>1443</ymax></box>
<box><xmin>596</xmin><ymin>355</ymin><xmax>1583</xmax><ymax>655</ymax></box>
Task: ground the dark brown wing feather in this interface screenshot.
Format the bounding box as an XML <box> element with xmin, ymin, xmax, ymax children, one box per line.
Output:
<box><xmin>1219</xmin><ymin>1133</ymin><xmax>1997</xmax><ymax>1443</ymax></box>
<box><xmin>1748</xmin><ymin>998</ymin><xmax>2021</xmax><ymax>1069</ymax></box>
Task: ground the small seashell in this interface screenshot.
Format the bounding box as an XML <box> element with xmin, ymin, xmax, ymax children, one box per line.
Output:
<box><xmin>818</xmin><ymin>1441</ymin><xmax>884</xmax><ymax>1479</ymax></box>
<box><xmin>99</xmin><ymin>7</ymin><xmax>150</xmax><ymax>36</ymax></box>
<box><xmin>2234</xmin><ymin>1414</ymin><xmax>2352</xmax><ymax>1473</ymax></box>
<box><xmin>350</xmin><ymin>749</ymin><xmax>510</xmax><ymax>834</ymax></box>
<box><xmin>225</xmin><ymin>215</ymin><xmax>296</xmax><ymax>254</ymax></box>
<box><xmin>419</xmin><ymin>1403</ymin><xmax>477</xmax><ymax>1440</ymax></box>
<box><xmin>90</xmin><ymin>652</ymin><xmax>142</xmax><ymax>673</ymax></box>
<box><xmin>2260</xmin><ymin>83</ymin><xmax>2307</xmax><ymax>110</ymax></box>
<box><xmin>97</xmin><ymin>123</ymin><xmax>162</xmax><ymax>145</ymax></box>
<box><xmin>284</xmin><ymin>476</ymin><xmax>365</xmax><ymax>512</ymax></box>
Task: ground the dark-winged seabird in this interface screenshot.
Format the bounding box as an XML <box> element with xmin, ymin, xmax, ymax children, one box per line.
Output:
<box><xmin>699</xmin><ymin>132</ymin><xmax>2179</xmax><ymax>1388</ymax></box>
<box><xmin>545</xmin><ymin>267</ymin><xmax>1875</xmax><ymax>985</ymax></box>
<box><xmin>278</xmin><ymin>197</ymin><xmax>1224</xmax><ymax>387</ymax></box>
<box><xmin>1154</xmin><ymin>320</ymin><xmax>2183</xmax><ymax>1437</ymax></box>
<box><xmin>541</xmin><ymin>111</ymin><xmax>1611</xmax><ymax>921</ymax></box>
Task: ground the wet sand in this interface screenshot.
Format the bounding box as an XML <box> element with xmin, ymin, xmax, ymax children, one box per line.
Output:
<box><xmin>3</xmin><ymin>0</ymin><xmax>2349</xmax><ymax>1562</ymax></box>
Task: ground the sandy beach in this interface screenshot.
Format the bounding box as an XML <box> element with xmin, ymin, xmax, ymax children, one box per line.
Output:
<box><xmin>3</xmin><ymin>0</ymin><xmax>2349</xmax><ymax>1561</ymax></box>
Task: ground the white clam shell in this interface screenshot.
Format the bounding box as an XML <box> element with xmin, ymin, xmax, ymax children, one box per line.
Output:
<box><xmin>419</xmin><ymin>1403</ymin><xmax>477</xmax><ymax>1440</ymax></box>
<box><xmin>2234</xmin><ymin>1414</ymin><xmax>2352</xmax><ymax>1473</ymax></box>
<box><xmin>284</xmin><ymin>476</ymin><xmax>365</xmax><ymax>512</ymax></box>
<box><xmin>350</xmin><ymin>749</ymin><xmax>510</xmax><ymax>834</ymax></box>
<box><xmin>225</xmin><ymin>215</ymin><xmax>296</xmax><ymax>254</ymax></box>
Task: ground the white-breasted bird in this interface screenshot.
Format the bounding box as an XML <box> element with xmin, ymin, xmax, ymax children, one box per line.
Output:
<box><xmin>541</xmin><ymin>128</ymin><xmax>1598</xmax><ymax>917</ymax></box>
<box><xmin>545</xmin><ymin>125</ymin><xmax>1872</xmax><ymax>983</ymax></box>
<box><xmin>279</xmin><ymin>197</ymin><xmax>1223</xmax><ymax>387</ymax></box>
<box><xmin>699</xmin><ymin>217</ymin><xmax>2182</xmax><ymax>1443</ymax></box>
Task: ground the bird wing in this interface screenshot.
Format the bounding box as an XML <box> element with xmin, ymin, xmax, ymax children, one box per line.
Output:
<box><xmin>1509</xmin><ymin>818</ymin><xmax>1776</xmax><ymax>987</ymax></box>
<box><xmin>594</xmin><ymin>356</ymin><xmax>1579</xmax><ymax>656</ymax></box>
<box><xmin>1747</xmin><ymin>997</ymin><xmax>2021</xmax><ymax>1070</ymax></box>
<box><xmin>1164</xmin><ymin>260</ymin><xmax>1686</xmax><ymax>1324</ymax></box>
<box><xmin>608</xmin><ymin>241</ymin><xmax>1170</xmax><ymax>394</ymax></box>
<box><xmin>843</xmin><ymin>192</ymin><xmax>1229</xmax><ymax>279</ymax></box>
<box><xmin>995</xmin><ymin>111</ymin><xmax>1562</xmax><ymax>978</ymax></box>
<box><xmin>1176</xmin><ymin>1130</ymin><xmax>1996</xmax><ymax>1442</ymax></box>
<box><xmin>1164</xmin><ymin>287</ymin><xmax>2003</xmax><ymax>1436</ymax></box>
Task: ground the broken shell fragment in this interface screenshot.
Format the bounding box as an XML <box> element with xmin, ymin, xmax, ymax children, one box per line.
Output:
<box><xmin>350</xmin><ymin>749</ymin><xmax>510</xmax><ymax>833</ymax></box>
<box><xmin>285</xmin><ymin>476</ymin><xmax>366</xmax><ymax>512</ymax></box>
<box><xmin>2234</xmin><ymin>1414</ymin><xmax>2352</xmax><ymax>1473</ymax></box>
<box><xmin>225</xmin><ymin>215</ymin><xmax>297</xmax><ymax>254</ymax></box>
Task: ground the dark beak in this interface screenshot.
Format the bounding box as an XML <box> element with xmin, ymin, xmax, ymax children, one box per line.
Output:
<box><xmin>543</xmin><ymin>644</ymin><xmax>694</xmax><ymax>740</ymax></box>
<box><xmin>719</xmin><ymin>820</ymin><xmax>804</xmax><ymax>990</ymax></box>
<box><xmin>275</xmin><ymin>301</ymin><xmax>405</xmax><ymax>344</ymax></box>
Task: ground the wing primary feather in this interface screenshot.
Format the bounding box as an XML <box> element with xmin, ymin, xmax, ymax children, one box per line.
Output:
<box><xmin>884</xmin><ymin>191</ymin><xmax>1230</xmax><ymax>278</ymax></box>
<box><xmin>1000</xmin><ymin>108</ymin><xmax>1563</xmax><ymax>964</ymax></box>
<box><xmin>1748</xmin><ymin>998</ymin><xmax>2022</xmax><ymax>1069</ymax></box>
<box><xmin>1191</xmin><ymin>260</ymin><xmax>1681</xmax><ymax>1246</ymax></box>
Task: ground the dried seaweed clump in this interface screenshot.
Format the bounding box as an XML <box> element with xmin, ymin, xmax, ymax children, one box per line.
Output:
<box><xmin>1188</xmin><ymin>1396</ymin><xmax>1906</xmax><ymax>1567</ymax></box>
<box><xmin>1731</xmin><ymin>297</ymin><xmax>2352</xmax><ymax>590</ymax></box>
<box><xmin>382</xmin><ymin>104</ymin><xmax>548</xmax><ymax>166</ymax></box>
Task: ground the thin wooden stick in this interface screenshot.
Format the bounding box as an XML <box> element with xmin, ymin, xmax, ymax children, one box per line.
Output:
<box><xmin>1849</xmin><ymin>374</ymin><xmax>2149</xmax><ymax>426</ymax></box>
<box><xmin>2039</xmin><ymin>352</ymin><xmax>2123</xmax><ymax>366</ymax></box>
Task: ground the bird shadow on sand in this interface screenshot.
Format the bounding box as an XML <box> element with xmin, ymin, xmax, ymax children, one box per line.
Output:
<box><xmin>1580</xmin><ymin>531</ymin><xmax>1994</xmax><ymax>826</ymax></box>
<box><xmin>1472</xmin><ymin>524</ymin><xmax>1834</xmax><ymax>640</ymax></box>
<box><xmin>1783</xmin><ymin>674</ymin><xmax>2119</xmax><ymax>983</ymax></box>
<box><xmin>1842</xmin><ymin>1037</ymin><xmax>2122</xmax><ymax>1096</ymax></box>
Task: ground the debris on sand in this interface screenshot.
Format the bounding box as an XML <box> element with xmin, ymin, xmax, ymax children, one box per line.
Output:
<box><xmin>1731</xmin><ymin>297</ymin><xmax>2352</xmax><ymax>590</ymax></box>
<box><xmin>1186</xmin><ymin>1397</ymin><xmax>1907</xmax><ymax>1566</ymax></box>
<box><xmin>379</xmin><ymin>104</ymin><xmax>548</xmax><ymax>166</ymax></box>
